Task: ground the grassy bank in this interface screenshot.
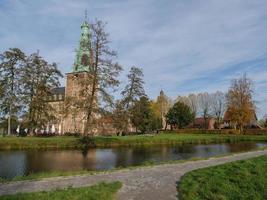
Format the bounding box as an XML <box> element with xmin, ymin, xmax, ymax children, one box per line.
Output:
<box><xmin>178</xmin><ymin>155</ymin><xmax>267</xmax><ymax>200</ymax></box>
<box><xmin>0</xmin><ymin>182</ymin><xmax>122</xmax><ymax>200</ymax></box>
<box><xmin>1</xmin><ymin>133</ymin><xmax>267</xmax><ymax>150</ymax></box>
<box><xmin>0</xmin><ymin>136</ymin><xmax>82</xmax><ymax>150</ymax></box>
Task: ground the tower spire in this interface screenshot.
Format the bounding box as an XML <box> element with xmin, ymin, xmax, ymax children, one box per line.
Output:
<box><xmin>73</xmin><ymin>12</ymin><xmax>92</xmax><ymax>73</ymax></box>
<box><xmin>85</xmin><ymin>9</ymin><xmax>88</xmax><ymax>21</ymax></box>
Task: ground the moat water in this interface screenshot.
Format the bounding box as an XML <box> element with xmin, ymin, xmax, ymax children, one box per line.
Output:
<box><xmin>0</xmin><ymin>142</ymin><xmax>266</xmax><ymax>179</ymax></box>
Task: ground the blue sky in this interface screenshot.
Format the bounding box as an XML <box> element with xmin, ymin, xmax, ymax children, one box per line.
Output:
<box><xmin>0</xmin><ymin>0</ymin><xmax>267</xmax><ymax>118</ymax></box>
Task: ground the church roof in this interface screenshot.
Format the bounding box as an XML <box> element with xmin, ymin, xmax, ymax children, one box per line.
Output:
<box><xmin>51</xmin><ymin>87</ymin><xmax>65</xmax><ymax>95</ymax></box>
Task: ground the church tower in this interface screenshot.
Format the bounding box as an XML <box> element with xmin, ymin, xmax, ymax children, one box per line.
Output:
<box><xmin>64</xmin><ymin>14</ymin><xmax>93</xmax><ymax>134</ymax></box>
<box><xmin>73</xmin><ymin>17</ymin><xmax>93</xmax><ymax>73</ymax></box>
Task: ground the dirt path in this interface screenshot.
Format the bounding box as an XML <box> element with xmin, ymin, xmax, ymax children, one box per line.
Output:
<box><xmin>0</xmin><ymin>150</ymin><xmax>267</xmax><ymax>200</ymax></box>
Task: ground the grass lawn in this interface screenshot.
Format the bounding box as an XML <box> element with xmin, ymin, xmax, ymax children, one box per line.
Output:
<box><xmin>0</xmin><ymin>182</ymin><xmax>122</xmax><ymax>200</ymax></box>
<box><xmin>1</xmin><ymin>133</ymin><xmax>267</xmax><ymax>150</ymax></box>
<box><xmin>178</xmin><ymin>155</ymin><xmax>267</xmax><ymax>200</ymax></box>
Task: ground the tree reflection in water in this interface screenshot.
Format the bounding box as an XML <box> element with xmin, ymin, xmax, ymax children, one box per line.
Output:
<box><xmin>0</xmin><ymin>142</ymin><xmax>266</xmax><ymax>180</ymax></box>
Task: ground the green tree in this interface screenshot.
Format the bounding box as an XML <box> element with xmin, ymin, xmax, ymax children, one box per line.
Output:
<box><xmin>130</xmin><ymin>96</ymin><xmax>161</xmax><ymax>134</ymax></box>
<box><xmin>0</xmin><ymin>48</ymin><xmax>26</xmax><ymax>135</ymax></box>
<box><xmin>166</xmin><ymin>101</ymin><xmax>194</xmax><ymax>129</ymax></box>
<box><xmin>121</xmin><ymin>66</ymin><xmax>145</xmax><ymax>108</ymax></box>
<box><xmin>21</xmin><ymin>52</ymin><xmax>62</xmax><ymax>131</ymax></box>
<box><xmin>112</xmin><ymin>100</ymin><xmax>129</xmax><ymax>134</ymax></box>
<box><xmin>114</xmin><ymin>66</ymin><xmax>146</xmax><ymax>133</ymax></box>
<box><xmin>150</xmin><ymin>100</ymin><xmax>163</xmax><ymax>130</ymax></box>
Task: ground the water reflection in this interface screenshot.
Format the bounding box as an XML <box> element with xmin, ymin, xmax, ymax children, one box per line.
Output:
<box><xmin>0</xmin><ymin>142</ymin><xmax>266</xmax><ymax>179</ymax></box>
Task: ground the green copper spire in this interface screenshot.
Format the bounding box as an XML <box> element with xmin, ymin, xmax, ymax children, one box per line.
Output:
<box><xmin>73</xmin><ymin>11</ymin><xmax>92</xmax><ymax>72</ymax></box>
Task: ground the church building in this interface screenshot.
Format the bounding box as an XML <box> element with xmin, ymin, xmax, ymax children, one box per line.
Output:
<box><xmin>46</xmin><ymin>17</ymin><xmax>117</xmax><ymax>135</ymax></box>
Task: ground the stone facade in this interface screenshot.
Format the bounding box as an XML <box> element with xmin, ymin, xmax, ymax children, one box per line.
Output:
<box><xmin>63</xmin><ymin>72</ymin><xmax>89</xmax><ymax>134</ymax></box>
<box><xmin>46</xmin><ymin>87</ymin><xmax>65</xmax><ymax>134</ymax></box>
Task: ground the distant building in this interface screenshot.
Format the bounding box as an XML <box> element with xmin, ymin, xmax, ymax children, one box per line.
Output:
<box><xmin>188</xmin><ymin>118</ymin><xmax>216</xmax><ymax>130</ymax></box>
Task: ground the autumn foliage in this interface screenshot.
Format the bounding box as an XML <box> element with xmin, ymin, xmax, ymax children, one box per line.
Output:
<box><xmin>226</xmin><ymin>75</ymin><xmax>255</xmax><ymax>132</ymax></box>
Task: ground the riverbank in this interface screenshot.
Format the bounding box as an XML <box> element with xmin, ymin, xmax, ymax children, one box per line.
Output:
<box><xmin>178</xmin><ymin>155</ymin><xmax>267</xmax><ymax>200</ymax></box>
<box><xmin>0</xmin><ymin>150</ymin><xmax>266</xmax><ymax>199</ymax></box>
<box><xmin>1</xmin><ymin>133</ymin><xmax>267</xmax><ymax>150</ymax></box>
<box><xmin>0</xmin><ymin>182</ymin><xmax>122</xmax><ymax>200</ymax></box>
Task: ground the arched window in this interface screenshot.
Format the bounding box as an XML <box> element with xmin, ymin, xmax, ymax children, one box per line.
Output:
<box><xmin>81</xmin><ymin>54</ymin><xmax>89</xmax><ymax>66</ymax></box>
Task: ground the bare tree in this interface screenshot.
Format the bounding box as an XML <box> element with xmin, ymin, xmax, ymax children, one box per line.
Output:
<box><xmin>211</xmin><ymin>91</ymin><xmax>226</xmax><ymax>128</ymax></box>
<box><xmin>187</xmin><ymin>94</ymin><xmax>198</xmax><ymax>118</ymax></box>
<box><xmin>198</xmin><ymin>92</ymin><xmax>212</xmax><ymax>129</ymax></box>
<box><xmin>81</xmin><ymin>20</ymin><xmax>122</xmax><ymax>135</ymax></box>
<box><xmin>176</xmin><ymin>95</ymin><xmax>189</xmax><ymax>105</ymax></box>
<box><xmin>176</xmin><ymin>94</ymin><xmax>198</xmax><ymax>118</ymax></box>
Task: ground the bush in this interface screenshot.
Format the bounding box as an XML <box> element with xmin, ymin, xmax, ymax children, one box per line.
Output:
<box><xmin>18</xmin><ymin>130</ymin><xmax>28</xmax><ymax>137</ymax></box>
<box><xmin>34</xmin><ymin>131</ymin><xmax>57</xmax><ymax>137</ymax></box>
<box><xmin>64</xmin><ymin>132</ymin><xmax>81</xmax><ymax>137</ymax></box>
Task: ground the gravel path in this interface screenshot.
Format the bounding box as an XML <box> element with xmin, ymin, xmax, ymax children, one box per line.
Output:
<box><xmin>0</xmin><ymin>150</ymin><xmax>267</xmax><ymax>200</ymax></box>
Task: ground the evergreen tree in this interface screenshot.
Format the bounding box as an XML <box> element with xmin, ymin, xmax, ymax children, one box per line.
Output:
<box><xmin>0</xmin><ymin>48</ymin><xmax>26</xmax><ymax>135</ymax></box>
<box><xmin>121</xmin><ymin>66</ymin><xmax>146</xmax><ymax>108</ymax></box>
<box><xmin>130</xmin><ymin>96</ymin><xmax>160</xmax><ymax>134</ymax></box>
<box><xmin>166</xmin><ymin>101</ymin><xmax>194</xmax><ymax>129</ymax></box>
<box><xmin>112</xmin><ymin>66</ymin><xmax>146</xmax><ymax>134</ymax></box>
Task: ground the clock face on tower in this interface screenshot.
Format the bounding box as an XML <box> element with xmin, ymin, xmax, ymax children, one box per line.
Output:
<box><xmin>81</xmin><ymin>54</ymin><xmax>89</xmax><ymax>66</ymax></box>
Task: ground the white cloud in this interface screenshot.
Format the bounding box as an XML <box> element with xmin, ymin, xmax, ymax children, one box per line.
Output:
<box><xmin>0</xmin><ymin>0</ymin><xmax>267</xmax><ymax>116</ymax></box>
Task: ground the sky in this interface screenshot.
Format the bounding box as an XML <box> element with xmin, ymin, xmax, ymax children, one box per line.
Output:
<box><xmin>0</xmin><ymin>0</ymin><xmax>267</xmax><ymax>118</ymax></box>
